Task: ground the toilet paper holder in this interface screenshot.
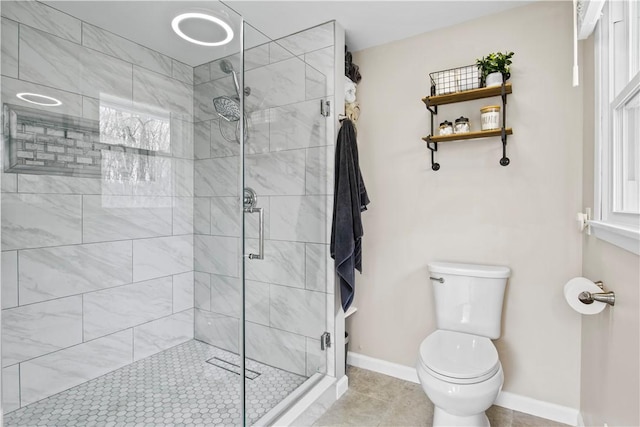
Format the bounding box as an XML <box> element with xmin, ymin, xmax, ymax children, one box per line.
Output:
<box><xmin>578</xmin><ymin>281</ymin><xmax>615</xmax><ymax>306</ymax></box>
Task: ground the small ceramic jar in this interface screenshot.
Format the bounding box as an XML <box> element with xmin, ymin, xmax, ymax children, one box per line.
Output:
<box><xmin>454</xmin><ymin>116</ymin><xmax>470</xmax><ymax>134</ymax></box>
<box><xmin>439</xmin><ymin>120</ymin><xmax>453</xmax><ymax>135</ymax></box>
<box><xmin>480</xmin><ymin>105</ymin><xmax>501</xmax><ymax>130</ymax></box>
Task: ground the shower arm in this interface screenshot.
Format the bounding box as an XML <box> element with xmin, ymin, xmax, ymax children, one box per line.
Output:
<box><xmin>230</xmin><ymin>71</ymin><xmax>241</xmax><ymax>99</ymax></box>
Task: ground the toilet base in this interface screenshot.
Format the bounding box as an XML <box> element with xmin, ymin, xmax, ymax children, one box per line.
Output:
<box><xmin>433</xmin><ymin>407</ymin><xmax>490</xmax><ymax>427</ymax></box>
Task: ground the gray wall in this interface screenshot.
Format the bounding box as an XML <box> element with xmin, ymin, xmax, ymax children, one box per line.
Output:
<box><xmin>351</xmin><ymin>1</ymin><xmax>583</xmax><ymax>409</ymax></box>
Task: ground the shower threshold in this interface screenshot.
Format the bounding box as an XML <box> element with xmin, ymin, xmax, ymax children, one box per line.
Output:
<box><xmin>4</xmin><ymin>340</ymin><xmax>306</xmax><ymax>427</ymax></box>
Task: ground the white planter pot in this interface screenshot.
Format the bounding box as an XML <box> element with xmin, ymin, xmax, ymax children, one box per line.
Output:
<box><xmin>485</xmin><ymin>72</ymin><xmax>504</xmax><ymax>87</ymax></box>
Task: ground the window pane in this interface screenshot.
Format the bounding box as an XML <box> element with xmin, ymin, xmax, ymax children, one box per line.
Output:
<box><xmin>615</xmin><ymin>87</ymin><xmax>640</xmax><ymax>214</ymax></box>
<box><xmin>632</xmin><ymin>0</ymin><xmax>639</xmax><ymax>77</ymax></box>
<box><xmin>612</xmin><ymin>0</ymin><xmax>628</xmax><ymax>97</ymax></box>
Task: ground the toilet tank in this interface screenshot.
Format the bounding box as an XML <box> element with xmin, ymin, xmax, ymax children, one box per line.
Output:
<box><xmin>428</xmin><ymin>261</ymin><xmax>510</xmax><ymax>339</ymax></box>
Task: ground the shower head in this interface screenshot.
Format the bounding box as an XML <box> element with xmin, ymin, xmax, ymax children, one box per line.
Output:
<box><xmin>220</xmin><ymin>59</ymin><xmax>235</xmax><ymax>74</ymax></box>
<box><xmin>213</xmin><ymin>96</ymin><xmax>248</xmax><ymax>145</ymax></box>
<box><xmin>213</xmin><ymin>96</ymin><xmax>241</xmax><ymax>122</ymax></box>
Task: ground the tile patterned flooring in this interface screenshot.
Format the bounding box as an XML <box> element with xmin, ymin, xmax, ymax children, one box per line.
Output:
<box><xmin>4</xmin><ymin>340</ymin><xmax>306</xmax><ymax>427</ymax></box>
<box><xmin>4</xmin><ymin>350</ymin><xmax>569</xmax><ymax>427</ymax></box>
<box><xmin>313</xmin><ymin>366</ymin><xmax>571</xmax><ymax>427</ymax></box>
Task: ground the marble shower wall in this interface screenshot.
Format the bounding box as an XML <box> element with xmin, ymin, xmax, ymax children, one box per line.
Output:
<box><xmin>193</xmin><ymin>22</ymin><xmax>335</xmax><ymax>378</ymax></box>
<box><xmin>0</xmin><ymin>2</ymin><xmax>195</xmax><ymax>413</ymax></box>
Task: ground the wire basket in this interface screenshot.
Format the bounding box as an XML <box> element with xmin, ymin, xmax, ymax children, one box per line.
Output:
<box><xmin>429</xmin><ymin>64</ymin><xmax>481</xmax><ymax>96</ymax></box>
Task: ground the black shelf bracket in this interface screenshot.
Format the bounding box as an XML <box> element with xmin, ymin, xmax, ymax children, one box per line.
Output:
<box><xmin>425</xmin><ymin>138</ymin><xmax>440</xmax><ymax>171</ymax></box>
<box><xmin>499</xmin><ymin>75</ymin><xmax>510</xmax><ymax>166</ymax></box>
<box><xmin>426</xmin><ymin>88</ymin><xmax>440</xmax><ymax>171</ymax></box>
<box><xmin>500</xmin><ymin>128</ymin><xmax>510</xmax><ymax>166</ymax></box>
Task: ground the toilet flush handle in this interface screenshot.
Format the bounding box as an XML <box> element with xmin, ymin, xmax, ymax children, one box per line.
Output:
<box><xmin>429</xmin><ymin>277</ymin><xmax>444</xmax><ymax>283</ymax></box>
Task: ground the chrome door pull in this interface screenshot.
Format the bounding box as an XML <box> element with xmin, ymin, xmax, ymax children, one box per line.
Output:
<box><xmin>246</xmin><ymin>207</ymin><xmax>264</xmax><ymax>260</ymax></box>
<box><xmin>243</xmin><ymin>187</ymin><xmax>264</xmax><ymax>260</ymax></box>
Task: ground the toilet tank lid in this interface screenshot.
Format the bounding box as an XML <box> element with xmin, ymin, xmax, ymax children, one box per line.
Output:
<box><xmin>428</xmin><ymin>261</ymin><xmax>511</xmax><ymax>278</ymax></box>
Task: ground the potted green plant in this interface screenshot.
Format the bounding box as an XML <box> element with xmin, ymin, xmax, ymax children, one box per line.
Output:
<box><xmin>476</xmin><ymin>51</ymin><xmax>514</xmax><ymax>87</ymax></box>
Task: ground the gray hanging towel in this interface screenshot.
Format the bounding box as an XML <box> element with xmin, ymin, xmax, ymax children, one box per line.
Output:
<box><xmin>330</xmin><ymin>119</ymin><xmax>370</xmax><ymax>312</ymax></box>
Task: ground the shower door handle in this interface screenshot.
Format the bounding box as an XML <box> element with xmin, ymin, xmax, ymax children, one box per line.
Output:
<box><xmin>247</xmin><ymin>207</ymin><xmax>264</xmax><ymax>260</ymax></box>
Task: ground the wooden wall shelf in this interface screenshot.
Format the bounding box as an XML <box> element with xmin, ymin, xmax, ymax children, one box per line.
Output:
<box><xmin>422</xmin><ymin>128</ymin><xmax>513</xmax><ymax>144</ymax></box>
<box><xmin>422</xmin><ymin>84</ymin><xmax>513</xmax><ymax>107</ymax></box>
<box><xmin>421</xmin><ymin>81</ymin><xmax>513</xmax><ymax>170</ymax></box>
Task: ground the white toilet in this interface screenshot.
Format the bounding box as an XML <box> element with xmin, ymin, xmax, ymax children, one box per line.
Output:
<box><xmin>417</xmin><ymin>261</ymin><xmax>510</xmax><ymax>427</ymax></box>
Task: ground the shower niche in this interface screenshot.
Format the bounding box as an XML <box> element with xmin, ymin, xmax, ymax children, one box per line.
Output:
<box><xmin>3</xmin><ymin>101</ymin><xmax>169</xmax><ymax>179</ymax></box>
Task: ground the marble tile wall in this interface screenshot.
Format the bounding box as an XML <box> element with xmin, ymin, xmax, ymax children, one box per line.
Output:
<box><xmin>193</xmin><ymin>22</ymin><xmax>335</xmax><ymax>378</ymax></box>
<box><xmin>0</xmin><ymin>3</ymin><xmax>195</xmax><ymax>413</ymax></box>
<box><xmin>1</xmin><ymin>7</ymin><xmax>336</xmax><ymax>414</ymax></box>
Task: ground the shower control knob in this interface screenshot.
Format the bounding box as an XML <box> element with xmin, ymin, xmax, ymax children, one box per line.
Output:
<box><xmin>243</xmin><ymin>187</ymin><xmax>258</xmax><ymax>210</ymax></box>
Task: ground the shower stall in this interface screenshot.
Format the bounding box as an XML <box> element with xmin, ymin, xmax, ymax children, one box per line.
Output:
<box><xmin>0</xmin><ymin>1</ymin><xmax>343</xmax><ymax>425</ymax></box>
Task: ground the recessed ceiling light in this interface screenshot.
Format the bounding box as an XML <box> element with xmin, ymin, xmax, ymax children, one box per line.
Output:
<box><xmin>171</xmin><ymin>12</ymin><xmax>233</xmax><ymax>47</ymax></box>
<box><xmin>16</xmin><ymin>92</ymin><xmax>62</xmax><ymax>106</ymax></box>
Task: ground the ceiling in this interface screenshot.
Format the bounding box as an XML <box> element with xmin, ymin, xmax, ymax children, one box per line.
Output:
<box><xmin>44</xmin><ymin>1</ymin><xmax>532</xmax><ymax>67</ymax></box>
<box><xmin>227</xmin><ymin>1</ymin><xmax>532</xmax><ymax>52</ymax></box>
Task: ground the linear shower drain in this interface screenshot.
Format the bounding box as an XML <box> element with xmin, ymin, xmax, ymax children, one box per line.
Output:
<box><xmin>205</xmin><ymin>356</ymin><xmax>261</xmax><ymax>380</ymax></box>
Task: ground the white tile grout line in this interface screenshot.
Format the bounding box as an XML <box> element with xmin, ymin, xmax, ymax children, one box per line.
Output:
<box><xmin>5</xmin><ymin>340</ymin><xmax>306</xmax><ymax>423</ymax></box>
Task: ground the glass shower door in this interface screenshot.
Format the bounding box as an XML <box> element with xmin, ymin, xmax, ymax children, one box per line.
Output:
<box><xmin>190</xmin><ymin>6</ymin><xmax>246</xmax><ymax>426</ymax></box>
<box><xmin>241</xmin><ymin>22</ymin><xmax>334</xmax><ymax>424</ymax></box>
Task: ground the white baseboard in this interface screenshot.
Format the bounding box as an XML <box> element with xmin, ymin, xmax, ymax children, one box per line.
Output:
<box><xmin>347</xmin><ymin>351</ymin><xmax>420</xmax><ymax>383</ymax></box>
<box><xmin>494</xmin><ymin>391</ymin><xmax>580</xmax><ymax>426</ymax></box>
<box><xmin>347</xmin><ymin>351</ymin><xmax>581</xmax><ymax>426</ymax></box>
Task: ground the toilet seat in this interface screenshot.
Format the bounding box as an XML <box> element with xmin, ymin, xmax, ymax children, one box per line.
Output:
<box><xmin>419</xmin><ymin>330</ymin><xmax>500</xmax><ymax>385</ymax></box>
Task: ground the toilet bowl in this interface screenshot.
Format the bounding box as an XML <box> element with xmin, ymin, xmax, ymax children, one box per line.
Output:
<box><xmin>418</xmin><ymin>261</ymin><xmax>510</xmax><ymax>427</ymax></box>
<box><xmin>417</xmin><ymin>330</ymin><xmax>503</xmax><ymax>427</ymax></box>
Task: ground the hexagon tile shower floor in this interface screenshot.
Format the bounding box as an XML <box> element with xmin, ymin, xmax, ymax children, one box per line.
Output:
<box><xmin>4</xmin><ymin>341</ymin><xmax>305</xmax><ymax>426</ymax></box>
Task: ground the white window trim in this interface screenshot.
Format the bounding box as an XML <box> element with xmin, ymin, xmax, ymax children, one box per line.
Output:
<box><xmin>589</xmin><ymin>220</ymin><xmax>640</xmax><ymax>254</ymax></box>
<box><xmin>591</xmin><ymin>0</ymin><xmax>640</xmax><ymax>255</ymax></box>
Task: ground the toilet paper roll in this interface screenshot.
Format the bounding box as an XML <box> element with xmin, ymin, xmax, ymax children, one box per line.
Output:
<box><xmin>564</xmin><ymin>277</ymin><xmax>606</xmax><ymax>315</ymax></box>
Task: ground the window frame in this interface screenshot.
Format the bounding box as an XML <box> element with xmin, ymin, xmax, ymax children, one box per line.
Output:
<box><xmin>592</xmin><ymin>0</ymin><xmax>640</xmax><ymax>255</ymax></box>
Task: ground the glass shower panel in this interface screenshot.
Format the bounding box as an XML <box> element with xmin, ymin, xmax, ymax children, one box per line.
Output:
<box><xmin>0</xmin><ymin>1</ymin><xmax>244</xmax><ymax>425</ymax></box>
<box><xmin>241</xmin><ymin>21</ymin><xmax>335</xmax><ymax>424</ymax></box>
